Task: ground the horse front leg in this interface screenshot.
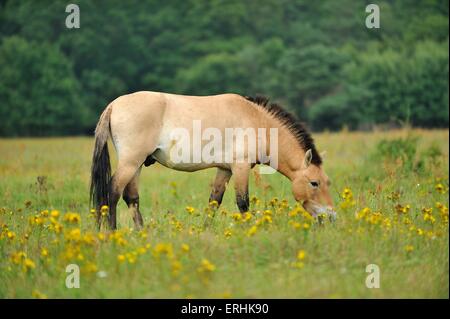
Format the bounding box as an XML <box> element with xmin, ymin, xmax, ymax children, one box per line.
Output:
<box><xmin>209</xmin><ymin>168</ymin><xmax>232</xmax><ymax>206</ymax></box>
<box><xmin>231</xmin><ymin>164</ymin><xmax>250</xmax><ymax>213</ymax></box>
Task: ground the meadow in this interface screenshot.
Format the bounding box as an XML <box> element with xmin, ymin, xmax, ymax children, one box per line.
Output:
<box><xmin>0</xmin><ymin>129</ymin><xmax>448</xmax><ymax>298</ymax></box>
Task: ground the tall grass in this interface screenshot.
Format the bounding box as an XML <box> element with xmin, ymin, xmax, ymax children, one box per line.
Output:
<box><xmin>0</xmin><ymin>129</ymin><xmax>448</xmax><ymax>298</ymax></box>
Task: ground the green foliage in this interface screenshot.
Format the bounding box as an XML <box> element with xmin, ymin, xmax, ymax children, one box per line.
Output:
<box><xmin>0</xmin><ymin>36</ymin><xmax>88</xmax><ymax>136</ymax></box>
<box><xmin>0</xmin><ymin>0</ymin><xmax>448</xmax><ymax>135</ymax></box>
<box><xmin>373</xmin><ymin>134</ymin><xmax>445</xmax><ymax>175</ymax></box>
<box><xmin>275</xmin><ymin>45</ymin><xmax>349</xmax><ymax>116</ymax></box>
<box><xmin>374</xmin><ymin>136</ymin><xmax>419</xmax><ymax>172</ymax></box>
<box><xmin>309</xmin><ymin>40</ymin><xmax>449</xmax><ymax>130</ymax></box>
<box><xmin>421</xmin><ymin>142</ymin><xmax>445</xmax><ymax>172</ymax></box>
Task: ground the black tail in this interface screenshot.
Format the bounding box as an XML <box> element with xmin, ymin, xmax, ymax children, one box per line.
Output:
<box><xmin>89</xmin><ymin>105</ymin><xmax>112</xmax><ymax>221</ymax></box>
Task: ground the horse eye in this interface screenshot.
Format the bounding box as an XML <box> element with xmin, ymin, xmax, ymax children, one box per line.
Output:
<box><xmin>309</xmin><ymin>181</ymin><xmax>320</xmax><ymax>188</ymax></box>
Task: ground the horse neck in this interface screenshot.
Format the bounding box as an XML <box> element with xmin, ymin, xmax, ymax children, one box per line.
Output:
<box><xmin>264</xmin><ymin>120</ymin><xmax>304</xmax><ymax>181</ymax></box>
<box><xmin>277</xmin><ymin>142</ymin><xmax>304</xmax><ymax>181</ymax></box>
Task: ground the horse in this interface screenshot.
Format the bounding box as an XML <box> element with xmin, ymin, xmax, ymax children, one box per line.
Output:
<box><xmin>89</xmin><ymin>91</ymin><xmax>336</xmax><ymax>230</ymax></box>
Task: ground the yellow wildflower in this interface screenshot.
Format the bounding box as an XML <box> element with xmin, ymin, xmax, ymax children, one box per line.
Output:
<box><xmin>98</xmin><ymin>232</ymin><xmax>106</xmax><ymax>241</ymax></box>
<box><xmin>84</xmin><ymin>262</ymin><xmax>98</xmax><ymax>273</ymax></box>
<box><xmin>250</xmin><ymin>195</ymin><xmax>260</xmax><ymax>206</ymax></box>
<box><xmin>82</xmin><ymin>233</ymin><xmax>96</xmax><ymax>245</ymax></box>
<box><xmin>291</xmin><ymin>261</ymin><xmax>305</xmax><ymax>269</ymax></box>
<box><xmin>10</xmin><ymin>251</ymin><xmax>27</xmax><ymax>264</ymax></box>
<box><xmin>269</xmin><ymin>197</ymin><xmax>279</xmax><ymax>207</ymax></box>
<box><xmin>395</xmin><ymin>204</ymin><xmax>410</xmax><ymax>214</ymax></box>
<box><xmin>232</xmin><ymin>213</ymin><xmax>242</xmax><ymax>221</ymax></box>
<box><xmin>289</xmin><ymin>221</ymin><xmax>302</xmax><ymax>230</ymax></box>
<box><xmin>198</xmin><ymin>259</ymin><xmax>216</xmax><ymax>273</ymax></box>
<box><xmin>262</xmin><ymin>215</ymin><xmax>273</xmax><ymax>224</ymax></box>
<box><xmin>242</xmin><ymin>212</ymin><xmax>252</xmax><ymax>222</ymax></box>
<box><xmin>65</xmin><ymin>228</ymin><xmax>81</xmax><ymax>242</ymax></box>
<box><xmin>288</xmin><ymin>209</ymin><xmax>298</xmax><ymax>218</ymax></box>
<box><xmin>126</xmin><ymin>252</ymin><xmax>137</xmax><ymax>264</ymax></box>
<box><xmin>297</xmin><ymin>250</ymin><xmax>306</xmax><ymax>261</ymax></box>
<box><xmin>356</xmin><ymin>207</ymin><xmax>370</xmax><ymax>220</ymax></box>
<box><xmin>171</xmin><ymin>260</ymin><xmax>182</xmax><ymax>276</ymax></box>
<box><xmin>209</xmin><ymin>200</ymin><xmax>219</xmax><ymax>209</ymax></box>
<box><xmin>63</xmin><ymin>212</ymin><xmax>81</xmax><ymax>224</ymax></box>
<box><xmin>31</xmin><ymin>290</ymin><xmax>47</xmax><ymax>299</ymax></box>
<box><xmin>340</xmin><ymin>188</ymin><xmax>356</xmax><ymax>209</ymax></box>
<box><xmin>263</xmin><ymin>210</ymin><xmax>272</xmax><ymax>216</ymax></box>
<box><xmin>50</xmin><ymin>210</ymin><xmax>60</xmax><ymax>218</ymax></box>
<box><xmin>435</xmin><ymin>183</ymin><xmax>447</xmax><ymax>194</ymax></box>
<box><xmin>153</xmin><ymin>243</ymin><xmax>174</xmax><ymax>258</ymax></box>
<box><xmin>404</xmin><ymin>245</ymin><xmax>414</xmax><ymax>253</ymax></box>
<box><xmin>6</xmin><ymin>231</ymin><xmax>15</xmax><ymax>240</ymax></box>
<box><xmin>137</xmin><ymin>247</ymin><xmax>147</xmax><ymax>255</ymax></box>
<box><xmin>247</xmin><ymin>225</ymin><xmax>258</xmax><ymax>237</ymax></box>
<box><xmin>41</xmin><ymin>248</ymin><xmax>49</xmax><ymax>258</ymax></box>
<box><xmin>23</xmin><ymin>258</ymin><xmax>36</xmax><ymax>272</ymax></box>
<box><xmin>224</xmin><ymin>229</ymin><xmax>232</xmax><ymax>238</ymax></box>
<box><xmin>279</xmin><ymin>199</ymin><xmax>289</xmax><ymax>210</ymax></box>
<box><xmin>99</xmin><ymin>206</ymin><xmax>108</xmax><ymax>217</ymax></box>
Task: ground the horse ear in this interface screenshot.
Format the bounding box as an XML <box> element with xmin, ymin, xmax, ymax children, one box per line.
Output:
<box><xmin>303</xmin><ymin>149</ymin><xmax>313</xmax><ymax>168</ymax></box>
<box><xmin>320</xmin><ymin>150</ymin><xmax>327</xmax><ymax>159</ymax></box>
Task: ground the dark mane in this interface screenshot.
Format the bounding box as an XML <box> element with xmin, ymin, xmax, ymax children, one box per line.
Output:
<box><xmin>244</xmin><ymin>95</ymin><xmax>322</xmax><ymax>166</ymax></box>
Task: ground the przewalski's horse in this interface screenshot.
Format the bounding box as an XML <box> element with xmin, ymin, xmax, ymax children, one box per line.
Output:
<box><xmin>90</xmin><ymin>91</ymin><xmax>335</xmax><ymax>230</ymax></box>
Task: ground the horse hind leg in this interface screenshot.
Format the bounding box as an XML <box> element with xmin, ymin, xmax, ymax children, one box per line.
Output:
<box><xmin>123</xmin><ymin>166</ymin><xmax>144</xmax><ymax>229</ymax></box>
<box><xmin>108</xmin><ymin>157</ymin><xmax>145</xmax><ymax>230</ymax></box>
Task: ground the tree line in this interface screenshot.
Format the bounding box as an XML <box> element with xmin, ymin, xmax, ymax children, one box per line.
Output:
<box><xmin>0</xmin><ymin>0</ymin><xmax>448</xmax><ymax>136</ymax></box>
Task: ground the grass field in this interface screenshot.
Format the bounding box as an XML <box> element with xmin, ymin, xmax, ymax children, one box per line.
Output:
<box><xmin>0</xmin><ymin>129</ymin><xmax>448</xmax><ymax>298</ymax></box>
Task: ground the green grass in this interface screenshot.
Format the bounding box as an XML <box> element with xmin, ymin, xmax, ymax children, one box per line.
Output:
<box><xmin>0</xmin><ymin>129</ymin><xmax>448</xmax><ymax>298</ymax></box>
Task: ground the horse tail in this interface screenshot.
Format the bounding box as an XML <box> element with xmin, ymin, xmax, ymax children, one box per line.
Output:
<box><xmin>89</xmin><ymin>104</ymin><xmax>112</xmax><ymax>218</ymax></box>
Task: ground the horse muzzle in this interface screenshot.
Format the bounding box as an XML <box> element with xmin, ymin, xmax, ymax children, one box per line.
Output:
<box><xmin>303</xmin><ymin>200</ymin><xmax>337</xmax><ymax>222</ymax></box>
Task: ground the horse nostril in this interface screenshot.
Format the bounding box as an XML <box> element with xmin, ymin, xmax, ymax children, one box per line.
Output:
<box><xmin>310</xmin><ymin>181</ymin><xmax>319</xmax><ymax>188</ymax></box>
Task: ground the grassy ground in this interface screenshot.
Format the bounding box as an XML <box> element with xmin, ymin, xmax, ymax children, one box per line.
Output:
<box><xmin>0</xmin><ymin>129</ymin><xmax>448</xmax><ymax>298</ymax></box>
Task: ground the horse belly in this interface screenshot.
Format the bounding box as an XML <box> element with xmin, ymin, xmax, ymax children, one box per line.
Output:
<box><xmin>152</xmin><ymin>148</ymin><xmax>220</xmax><ymax>172</ymax></box>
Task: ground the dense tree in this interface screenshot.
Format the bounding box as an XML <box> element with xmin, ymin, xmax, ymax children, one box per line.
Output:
<box><xmin>0</xmin><ymin>36</ymin><xmax>87</xmax><ymax>136</ymax></box>
<box><xmin>0</xmin><ymin>0</ymin><xmax>448</xmax><ymax>135</ymax></box>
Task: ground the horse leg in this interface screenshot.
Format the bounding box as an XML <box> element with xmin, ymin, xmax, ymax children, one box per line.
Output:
<box><xmin>108</xmin><ymin>159</ymin><xmax>143</xmax><ymax>230</ymax></box>
<box><xmin>209</xmin><ymin>168</ymin><xmax>232</xmax><ymax>206</ymax></box>
<box><xmin>232</xmin><ymin>164</ymin><xmax>250</xmax><ymax>213</ymax></box>
<box><xmin>123</xmin><ymin>167</ymin><xmax>144</xmax><ymax>230</ymax></box>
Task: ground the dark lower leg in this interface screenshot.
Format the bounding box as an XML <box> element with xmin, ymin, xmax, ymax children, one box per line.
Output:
<box><xmin>123</xmin><ymin>169</ymin><xmax>143</xmax><ymax>229</ymax></box>
<box><xmin>236</xmin><ymin>192</ymin><xmax>249</xmax><ymax>213</ymax></box>
<box><xmin>232</xmin><ymin>164</ymin><xmax>250</xmax><ymax>213</ymax></box>
<box><xmin>108</xmin><ymin>190</ymin><xmax>120</xmax><ymax>230</ymax></box>
<box><xmin>209</xmin><ymin>191</ymin><xmax>225</xmax><ymax>205</ymax></box>
<box><xmin>209</xmin><ymin>168</ymin><xmax>232</xmax><ymax>206</ymax></box>
<box><xmin>124</xmin><ymin>194</ymin><xmax>143</xmax><ymax>229</ymax></box>
<box><xmin>96</xmin><ymin>209</ymin><xmax>102</xmax><ymax>230</ymax></box>
<box><xmin>107</xmin><ymin>163</ymin><xmax>141</xmax><ymax>230</ymax></box>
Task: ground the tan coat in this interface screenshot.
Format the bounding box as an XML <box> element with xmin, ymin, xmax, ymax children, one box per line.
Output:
<box><xmin>90</xmin><ymin>91</ymin><xmax>335</xmax><ymax>230</ymax></box>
